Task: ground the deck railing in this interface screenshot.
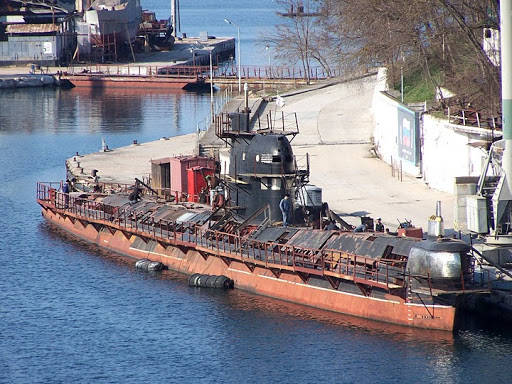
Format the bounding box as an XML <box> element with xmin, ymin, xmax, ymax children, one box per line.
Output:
<box><xmin>37</xmin><ymin>181</ymin><xmax>406</xmax><ymax>291</ymax></box>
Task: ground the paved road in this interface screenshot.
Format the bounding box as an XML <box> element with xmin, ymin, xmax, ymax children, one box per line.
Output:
<box><xmin>67</xmin><ymin>134</ymin><xmax>198</xmax><ymax>185</ymax></box>
<box><xmin>274</xmin><ymin>75</ymin><xmax>454</xmax><ymax>232</ymax></box>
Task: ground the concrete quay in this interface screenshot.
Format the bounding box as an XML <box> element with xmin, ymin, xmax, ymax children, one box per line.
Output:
<box><xmin>0</xmin><ymin>73</ymin><xmax>58</xmax><ymax>88</ymax></box>
<box><xmin>66</xmin><ymin>74</ymin><xmax>454</xmax><ymax>233</ymax></box>
<box><xmin>67</xmin><ymin>134</ymin><xmax>198</xmax><ymax>185</ymax></box>
<box><xmin>133</xmin><ymin>36</ymin><xmax>235</xmax><ymax>67</ymax></box>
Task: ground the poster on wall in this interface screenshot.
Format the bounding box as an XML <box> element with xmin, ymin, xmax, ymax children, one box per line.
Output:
<box><xmin>43</xmin><ymin>42</ymin><xmax>52</xmax><ymax>55</ymax></box>
<box><xmin>397</xmin><ymin>106</ymin><xmax>419</xmax><ymax>165</ymax></box>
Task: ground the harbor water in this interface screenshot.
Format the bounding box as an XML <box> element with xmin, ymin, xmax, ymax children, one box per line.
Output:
<box><xmin>2</xmin><ymin>1</ymin><xmax>512</xmax><ymax>383</ymax></box>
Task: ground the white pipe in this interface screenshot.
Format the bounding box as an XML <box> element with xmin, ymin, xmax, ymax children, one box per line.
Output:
<box><xmin>237</xmin><ymin>25</ymin><xmax>241</xmax><ymax>94</ymax></box>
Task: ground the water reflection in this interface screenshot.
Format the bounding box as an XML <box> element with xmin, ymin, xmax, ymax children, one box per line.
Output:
<box><xmin>0</xmin><ymin>87</ymin><xmax>210</xmax><ymax>137</ymax></box>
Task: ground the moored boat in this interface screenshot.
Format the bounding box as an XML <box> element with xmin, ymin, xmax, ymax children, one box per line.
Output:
<box><xmin>36</xmin><ymin>112</ymin><xmax>488</xmax><ymax>331</ymax></box>
<box><xmin>75</xmin><ymin>0</ymin><xmax>142</xmax><ymax>60</ymax></box>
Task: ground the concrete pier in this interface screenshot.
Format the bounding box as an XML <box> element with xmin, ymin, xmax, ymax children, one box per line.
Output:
<box><xmin>0</xmin><ymin>73</ymin><xmax>57</xmax><ymax>88</ymax></box>
<box><xmin>67</xmin><ymin>134</ymin><xmax>198</xmax><ymax>185</ymax></box>
<box><xmin>135</xmin><ymin>36</ymin><xmax>235</xmax><ymax>66</ymax></box>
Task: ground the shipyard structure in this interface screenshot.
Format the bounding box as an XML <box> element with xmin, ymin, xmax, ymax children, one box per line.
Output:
<box><xmin>0</xmin><ymin>0</ymin><xmax>171</xmax><ymax>64</ymax></box>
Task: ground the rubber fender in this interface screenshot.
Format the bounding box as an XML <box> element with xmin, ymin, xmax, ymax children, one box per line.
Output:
<box><xmin>188</xmin><ymin>273</ymin><xmax>201</xmax><ymax>286</ymax></box>
<box><xmin>188</xmin><ymin>274</ymin><xmax>234</xmax><ymax>289</ymax></box>
<box><xmin>214</xmin><ymin>275</ymin><xmax>228</xmax><ymax>288</ymax></box>
<box><xmin>214</xmin><ymin>275</ymin><xmax>234</xmax><ymax>289</ymax></box>
<box><xmin>192</xmin><ymin>274</ymin><xmax>202</xmax><ymax>287</ymax></box>
<box><xmin>224</xmin><ymin>277</ymin><xmax>234</xmax><ymax>289</ymax></box>
<box><xmin>197</xmin><ymin>274</ymin><xmax>210</xmax><ymax>288</ymax></box>
<box><xmin>147</xmin><ymin>261</ymin><xmax>164</xmax><ymax>271</ymax></box>
<box><xmin>135</xmin><ymin>259</ymin><xmax>151</xmax><ymax>271</ymax></box>
<box><xmin>205</xmin><ymin>275</ymin><xmax>218</xmax><ymax>288</ymax></box>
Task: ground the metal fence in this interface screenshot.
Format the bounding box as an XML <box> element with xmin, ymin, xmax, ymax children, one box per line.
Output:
<box><xmin>62</xmin><ymin>64</ymin><xmax>339</xmax><ymax>81</ymax></box>
<box><xmin>446</xmin><ymin>107</ymin><xmax>502</xmax><ymax>130</ymax></box>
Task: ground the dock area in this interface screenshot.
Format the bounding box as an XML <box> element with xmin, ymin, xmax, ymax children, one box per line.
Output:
<box><xmin>66</xmin><ymin>74</ymin><xmax>454</xmax><ymax>232</ymax></box>
<box><xmin>0</xmin><ymin>36</ymin><xmax>235</xmax><ymax>89</ymax></box>
<box><xmin>0</xmin><ymin>36</ymin><xmax>332</xmax><ymax>89</ymax></box>
<box><xmin>133</xmin><ymin>36</ymin><xmax>235</xmax><ymax>66</ymax></box>
<box><xmin>67</xmin><ymin>134</ymin><xmax>198</xmax><ymax>185</ymax></box>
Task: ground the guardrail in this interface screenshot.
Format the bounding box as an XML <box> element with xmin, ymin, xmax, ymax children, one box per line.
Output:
<box><xmin>61</xmin><ymin>64</ymin><xmax>340</xmax><ymax>81</ymax></box>
<box><xmin>38</xmin><ymin>181</ymin><xmax>206</xmax><ymax>206</ymax></box>
<box><xmin>215</xmin><ymin>65</ymin><xmax>341</xmax><ymax>80</ymax></box>
<box><xmin>37</xmin><ymin>181</ymin><xmax>406</xmax><ymax>292</ymax></box>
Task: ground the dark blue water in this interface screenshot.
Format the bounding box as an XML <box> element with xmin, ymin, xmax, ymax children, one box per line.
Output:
<box><xmin>3</xmin><ymin>2</ymin><xmax>512</xmax><ymax>383</ymax></box>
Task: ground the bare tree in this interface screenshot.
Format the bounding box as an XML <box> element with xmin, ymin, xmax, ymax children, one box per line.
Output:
<box><xmin>318</xmin><ymin>0</ymin><xmax>501</xmax><ymax>113</ymax></box>
<box><xmin>263</xmin><ymin>0</ymin><xmax>332</xmax><ymax>80</ymax></box>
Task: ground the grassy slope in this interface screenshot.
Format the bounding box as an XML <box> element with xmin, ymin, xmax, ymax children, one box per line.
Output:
<box><xmin>394</xmin><ymin>68</ymin><xmax>442</xmax><ymax>103</ymax></box>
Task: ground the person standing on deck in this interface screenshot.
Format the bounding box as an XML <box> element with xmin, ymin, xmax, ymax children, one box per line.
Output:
<box><xmin>62</xmin><ymin>179</ymin><xmax>70</xmax><ymax>208</ymax></box>
<box><xmin>375</xmin><ymin>218</ymin><xmax>384</xmax><ymax>232</ymax></box>
<box><xmin>279</xmin><ymin>193</ymin><xmax>291</xmax><ymax>227</ymax></box>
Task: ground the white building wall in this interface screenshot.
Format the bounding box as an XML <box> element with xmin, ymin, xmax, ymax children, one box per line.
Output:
<box><xmin>372</xmin><ymin>68</ymin><xmax>421</xmax><ymax>177</ymax></box>
<box><xmin>372</xmin><ymin>67</ymin><xmax>489</xmax><ymax>194</ymax></box>
<box><xmin>373</xmin><ymin>91</ymin><xmax>397</xmax><ymax>165</ymax></box>
<box><xmin>422</xmin><ymin>115</ymin><xmax>486</xmax><ymax>193</ymax></box>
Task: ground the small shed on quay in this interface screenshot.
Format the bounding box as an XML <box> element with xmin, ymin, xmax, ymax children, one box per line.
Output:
<box><xmin>0</xmin><ymin>22</ymin><xmax>75</xmax><ymax>65</ymax></box>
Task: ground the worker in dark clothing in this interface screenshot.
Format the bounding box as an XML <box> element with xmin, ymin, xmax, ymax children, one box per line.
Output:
<box><xmin>62</xmin><ymin>179</ymin><xmax>70</xmax><ymax>208</ymax></box>
<box><xmin>279</xmin><ymin>193</ymin><xmax>291</xmax><ymax>227</ymax></box>
<box><xmin>375</xmin><ymin>218</ymin><xmax>384</xmax><ymax>232</ymax></box>
<box><xmin>129</xmin><ymin>181</ymin><xmax>142</xmax><ymax>203</ymax></box>
<box><xmin>62</xmin><ymin>180</ymin><xmax>70</xmax><ymax>194</ymax></box>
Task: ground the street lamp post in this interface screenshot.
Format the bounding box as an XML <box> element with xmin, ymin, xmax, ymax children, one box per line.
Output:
<box><xmin>400</xmin><ymin>53</ymin><xmax>405</xmax><ymax>103</ymax></box>
<box><xmin>224</xmin><ymin>18</ymin><xmax>241</xmax><ymax>94</ymax></box>
<box><xmin>210</xmin><ymin>51</ymin><xmax>214</xmax><ymax>123</ymax></box>
<box><xmin>265</xmin><ymin>45</ymin><xmax>271</xmax><ymax>78</ymax></box>
<box><xmin>400</xmin><ymin>65</ymin><xmax>404</xmax><ymax>103</ymax></box>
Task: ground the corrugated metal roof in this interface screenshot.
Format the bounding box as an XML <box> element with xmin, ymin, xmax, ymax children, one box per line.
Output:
<box><xmin>6</xmin><ymin>23</ymin><xmax>60</xmax><ymax>34</ymax></box>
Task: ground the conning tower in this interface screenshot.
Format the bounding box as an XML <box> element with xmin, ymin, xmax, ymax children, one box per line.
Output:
<box><xmin>215</xmin><ymin>110</ymin><xmax>309</xmax><ymax>224</ymax></box>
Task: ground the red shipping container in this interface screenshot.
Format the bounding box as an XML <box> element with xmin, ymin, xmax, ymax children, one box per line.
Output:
<box><xmin>187</xmin><ymin>166</ymin><xmax>214</xmax><ymax>202</ymax></box>
<box><xmin>169</xmin><ymin>156</ymin><xmax>215</xmax><ymax>193</ymax></box>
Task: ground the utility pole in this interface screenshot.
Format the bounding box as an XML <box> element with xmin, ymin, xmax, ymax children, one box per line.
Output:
<box><xmin>501</xmin><ymin>0</ymin><xmax>512</xmax><ymax>193</ymax></box>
